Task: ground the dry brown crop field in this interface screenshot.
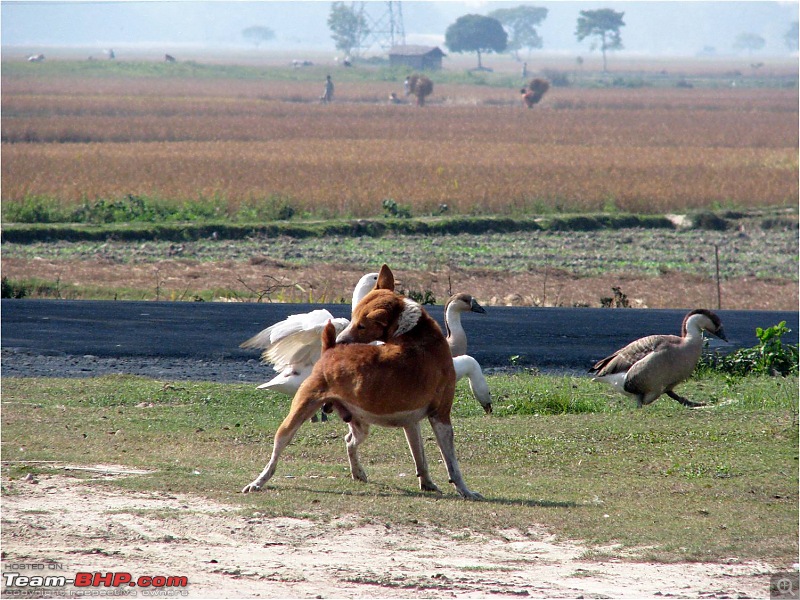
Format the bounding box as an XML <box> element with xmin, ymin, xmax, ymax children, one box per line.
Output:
<box><xmin>2</xmin><ymin>71</ymin><xmax>797</xmax><ymax>218</ymax></box>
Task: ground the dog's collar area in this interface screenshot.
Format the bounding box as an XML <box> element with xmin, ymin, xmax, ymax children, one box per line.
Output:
<box><xmin>393</xmin><ymin>298</ymin><xmax>422</xmax><ymax>337</ymax></box>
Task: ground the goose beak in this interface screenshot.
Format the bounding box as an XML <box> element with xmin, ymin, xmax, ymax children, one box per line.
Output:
<box><xmin>471</xmin><ymin>299</ymin><xmax>486</xmax><ymax>314</ymax></box>
<box><xmin>711</xmin><ymin>326</ymin><xmax>729</xmax><ymax>343</ymax></box>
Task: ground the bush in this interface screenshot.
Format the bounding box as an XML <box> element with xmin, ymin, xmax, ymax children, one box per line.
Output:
<box><xmin>700</xmin><ymin>322</ymin><xmax>799</xmax><ymax>377</ymax></box>
<box><xmin>71</xmin><ymin>195</ymin><xmax>165</xmax><ymax>223</ymax></box>
<box><xmin>612</xmin><ymin>77</ymin><xmax>648</xmax><ymax>89</ymax></box>
<box><xmin>404</xmin><ymin>289</ymin><xmax>436</xmax><ymax>305</ymax></box>
<box><xmin>381</xmin><ymin>198</ymin><xmax>411</xmax><ymax>219</ymax></box>
<box><xmin>236</xmin><ymin>196</ymin><xmax>296</xmax><ymax>221</ymax></box>
<box><xmin>2</xmin><ymin>196</ymin><xmax>68</xmax><ymax>223</ymax></box>
<box><xmin>2</xmin><ymin>277</ymin><xmax>27</xmax><ymax>299</ymax></box>
<box><xmin>691</xmin><ymin>212</ymin><xmax>729</xmax><ymax>230</ymax></box>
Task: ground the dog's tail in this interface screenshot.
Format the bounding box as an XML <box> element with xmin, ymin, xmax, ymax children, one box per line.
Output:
<box><xmin>321</xmin><ymin>320</ymin><xmax>337</xmax><ymax>351</ymax></box>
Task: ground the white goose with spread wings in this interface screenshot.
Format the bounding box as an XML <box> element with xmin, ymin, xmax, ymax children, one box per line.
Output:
<box><xmin>241</xmin><ymin>272</ymin><xmax>379</xmax><ymax>395</ymax></box>
<box><xmin>589</xmin><ymin>309</ymin><xmax>728</xmax><ymax>408</ymax></box>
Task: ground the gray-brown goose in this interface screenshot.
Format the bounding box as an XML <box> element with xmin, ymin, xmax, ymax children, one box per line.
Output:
<box><xmin>589</xmin><ymin>309</ymin><xmax>727</xmax><ymax>408</ymax></box>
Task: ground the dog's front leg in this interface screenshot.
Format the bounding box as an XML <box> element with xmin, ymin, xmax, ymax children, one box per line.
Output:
<box><xmin>344</xmin><ymin>419</ymin><xmax>370</xmax><ymax>482</ymax></box>
<box><xmin>428</xmin><ymin>417</ymin><xmax>482</xmax><ymax>500</ymax></box>
<box><xmin>242</xmin><ymin>396</ymin><xmax>322</xmax><ymax>493</ymax></box>
<box><xmin>402</xmin><ymin>422</ymin><xmax>440</xmax><ymax>493</ymax></box>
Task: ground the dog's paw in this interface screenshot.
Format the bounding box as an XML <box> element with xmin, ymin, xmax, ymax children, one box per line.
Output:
<box><xmin>460</xmin><ymin>489</ymin><xmax>483</xmax><ymax>501</ymax></box>
<box><xmin>351</xmin><ymin>468</ymin><xmax>368</xmax><ymax>483</ymax></box>
<box><xmin>420</xmin><ymin>480</ymin><xmax>441</xmax><ymax>494</ymax></box>
<box><xmin>241</xmin><ymin>482</ymin><xmax>262</xmax><ymax>494</ymax></box>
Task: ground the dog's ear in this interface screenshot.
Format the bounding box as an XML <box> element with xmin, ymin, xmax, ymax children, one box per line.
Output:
<box><xmin>375</xmin><ymin>264</ymin><xmax>394</xmax><ymax>291</ymax></box>
<box><xmin>321</xmin><ymin>320</ymin><xmax>336</xmax><ymax>351</ymax></box>
<box><xmin>366</xmin><ymin>308</ymin><xmax>391</xmax><ymax>329</ymax></box>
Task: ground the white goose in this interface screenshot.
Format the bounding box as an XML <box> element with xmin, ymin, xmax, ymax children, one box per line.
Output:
<box><xmin>444</xmin><ymin>293</ymin><xmax>486</xmax><ymax>356</ymax></box>
<box><xmin>589</xmin><ymin>309</ymin><xmax>728</xmax><ymax>408</ymax></box>
<box><xmin>444</xmin><ymin>293</ymin><xmax>493</xmax><ymax>414</ymax></box>
<box><xmin>241</xmin><ymin>272</ymin><xmax>379</xmax><ymax>395</ymax></box>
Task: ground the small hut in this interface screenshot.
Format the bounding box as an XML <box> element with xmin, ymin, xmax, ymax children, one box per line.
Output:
<box><xmin>388</xmin><ymin>45</ymin><xmax>446</xmax><ymax>71</ymax></box>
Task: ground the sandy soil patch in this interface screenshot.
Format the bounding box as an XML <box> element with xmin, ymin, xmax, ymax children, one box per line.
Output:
<box><xmin>1</xmin><ymin>471</ymin><xmax>778</xmax><ymax>599</ymax></box>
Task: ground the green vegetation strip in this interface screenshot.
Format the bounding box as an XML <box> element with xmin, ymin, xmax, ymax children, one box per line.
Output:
<box><xmin>2</xmin><ymin>373</ymin><xmax>797</xmax><ymax>564</ymax></box>
<box><xmin>1</xmin><ymin>214</ymin><xmax>679</xmax><ymax>243</ymax></box>
<box><xmin>4</xmin><ymin>59</ymin><xmax>797</xmax><ymax>90</ymax></box>
<box><xmin>3</xmin><ymin>194</ymin><xmax>794</xmax><ymax>243</ymax></box>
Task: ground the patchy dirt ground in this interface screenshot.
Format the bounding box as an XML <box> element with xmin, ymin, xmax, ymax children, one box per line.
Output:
<box><xmin>1</xmin><ymin>470</ymin><xmax>779</xmax><ymax>599</ymax></box>
<box><xmin>4</xmin><ymin>257</ymin><xmax>798</xmax><ymax>310</ymax></box>
<box><xmin>4</xmin><ymin>221</ymin><xmax>798</xmax><ymax>310</ymax></box>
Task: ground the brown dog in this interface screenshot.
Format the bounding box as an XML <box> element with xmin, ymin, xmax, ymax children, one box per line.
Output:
<box><xmin>242</xmin><ymin>264</ymin><xmax>481</xmax><ymax>499</ymax></box>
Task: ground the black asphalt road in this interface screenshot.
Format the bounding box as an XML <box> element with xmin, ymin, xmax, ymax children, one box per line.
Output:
<box><xmin>2</xmin><ymin>299</ymin><xmax>797</xmax><ymax>371</ymax></box>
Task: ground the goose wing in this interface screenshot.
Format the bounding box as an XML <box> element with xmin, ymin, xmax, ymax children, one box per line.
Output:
<box><xmin>624</xmin><ymin>335</ymin><xmax>684</xmax><ymax>396</ymax></box>
<box><xmin>241</xmin><ymin>309</ymin><xmax>349</xmax><ymax>371</ymax></box>
<box><xmin>590</xmin><ymin>334</ymin><xmax>677</xmax><ymax>377</ymax></box>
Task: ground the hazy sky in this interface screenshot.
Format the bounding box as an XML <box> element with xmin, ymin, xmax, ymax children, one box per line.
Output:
<box><xmin>2</xmin><ymin>1</ymin><xmax>797</xmax><ymax>56</ymax></box>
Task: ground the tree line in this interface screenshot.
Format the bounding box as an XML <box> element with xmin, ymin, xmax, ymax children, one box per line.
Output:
<box><xmin>243</xmin><ymin>4</ymin><xmax>799</xmax><ymax>73</ymax></box>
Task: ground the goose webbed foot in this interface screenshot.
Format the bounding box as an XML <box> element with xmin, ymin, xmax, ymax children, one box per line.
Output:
<box><xmin>666</xmin><ymin>390</ymin><xmax>704</xmax><ymax>408</ymax></box>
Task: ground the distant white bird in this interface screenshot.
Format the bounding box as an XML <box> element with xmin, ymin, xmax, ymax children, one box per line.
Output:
<box><xmin>444</xmin><ymin>293</ymin><xmax>492</xmax><ymax>414</ymax></box>
<box><xmin>589</xmin><ymin>309</ymin><xmax>728</xmax><ymax>408</ymax></box>
<box><xmin>241</xmin><ymin>272</ymin><xmax>379</xmax><ymax>395</ymax></box>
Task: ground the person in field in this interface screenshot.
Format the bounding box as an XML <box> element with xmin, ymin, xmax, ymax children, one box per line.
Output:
<box><xmin>321</xmin><ymin>75</ymin><xmax>334</xmax><ymax>103</ymax></box>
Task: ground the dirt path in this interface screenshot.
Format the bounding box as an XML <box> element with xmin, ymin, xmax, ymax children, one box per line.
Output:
<box><xmin>2</xmin><ymin>470</ymin><xmax>777</xmax><ymax>599</ymax></box>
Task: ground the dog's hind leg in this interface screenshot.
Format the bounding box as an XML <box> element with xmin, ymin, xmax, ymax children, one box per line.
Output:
<box><xmin>428</xmin><ymin>417</ymin><xmax>482</xmax><ymax>500</ymax></box>
<box><xmin>242</xmin><ymin>394</ymin><xmax>323</xmax><ymax>493</ymax></box>
<box><xmin>402</xmin><ymin>423</ymin><xmax>440</xmax><ymax>493</ymax></box>
<box><xmin>345</xmin><ymin>419</ymin><xmax>370</xmax><ymax>482</ymax></box>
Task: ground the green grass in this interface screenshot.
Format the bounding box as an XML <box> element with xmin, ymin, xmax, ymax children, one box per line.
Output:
<box><xmin>2</xmin><ymin>193</ymin><xmax>685</xmax><ymax>238</ymax></box>
<box><xmin>4</xmin><ymin>193</ymin><xmax>795</xmax><ymax>232</ymax></box>
<box><xmin>1</xmin><ymin>194</ymin><xmax>299</xmax><ymax>226</ymax></box>
<box><xmin>4</xmin><ymin>59</ymin><xmax>796</xmax><ymax>90</ymax></box>
<box><xmin>2</xmin><ymin>373</ymin><xmax>797</xmax><ymax>564</ymax></box>
<box><xmin>0</xmin><ymin>275</ymin><xmax>226</xmax><ymax>302</ymax></box>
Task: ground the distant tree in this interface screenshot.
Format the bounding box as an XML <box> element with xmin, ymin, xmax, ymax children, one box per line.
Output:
<box><xmin>445</xmin><ymin>14</ymin><xmax>508</xmax><ymax>70</ymax></box>
<box><xmin>785</xmin><ymin>21</ymin><xmax>799</xmax><ymax>51</ymax></box>
<box><xmin>733</xmin><ymin>32</ymin><xmax>766</xmax><ymax>54</ymax></box>
<box><xmin>488</xmin><ymin>6</ymin><xmax>548</xmax><ymax>61</ymax></box>
<box><xmin>575</xmin><ymin>8</ymin><xmax>625</xmax><ymax>72</ymax></box>
<box><xmin>327</xmin><ymin>2</ymin><xmax>369</xmax><ymax>57</ymax></box>
<box><xmin>242</xmin><ymin>26</ymin><xmax>275</xmax><ymax>47</ymax></box>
